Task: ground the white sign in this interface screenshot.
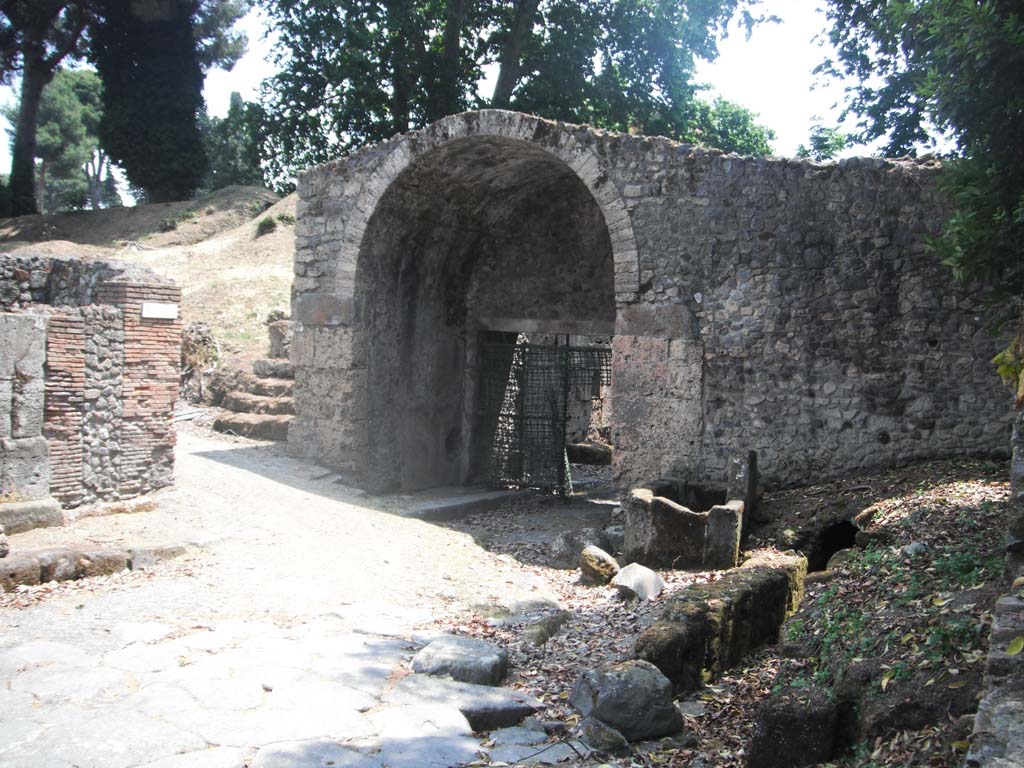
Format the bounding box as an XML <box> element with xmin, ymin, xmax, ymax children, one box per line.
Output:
<box><xmin>141</xmin><ymin>302</ymin><xmax>179</xmax><ymax>320</ymax></box>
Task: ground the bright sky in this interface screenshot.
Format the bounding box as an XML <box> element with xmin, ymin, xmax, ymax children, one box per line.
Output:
<box><xmin>1</xmin><ymin>1</ymin><xmax>871</xmax><ymax>177</ymax></box>
<box><xmin>694</xmin><ymin>1</ymin><xmax>872</xmax><ymax>157</ymax></box>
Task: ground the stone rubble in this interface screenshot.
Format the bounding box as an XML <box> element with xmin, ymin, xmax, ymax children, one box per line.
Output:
<box><xmin>569</xmin><ymin>659</ymin><xmax>684</xmax><ymax>742</ymax></box>
<box><xmin>578</xmin><ymin>544</ymin><xmax>619</xmax><ymax>584</ymax></box>
<box><xmin>549</xmin><ymin>527</ymin><xmax>610</xmax><ymax>570</ymax></box>
<box><xmin>611</xmin><ymin>562</ymin><xmax>665</xmax><ymax>601</ymax></box>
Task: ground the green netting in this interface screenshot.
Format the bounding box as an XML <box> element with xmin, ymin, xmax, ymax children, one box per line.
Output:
<box><xmin>479</xmin><ymin>338</ymin><xmax>611</xmax><ymax>495</ymax></box>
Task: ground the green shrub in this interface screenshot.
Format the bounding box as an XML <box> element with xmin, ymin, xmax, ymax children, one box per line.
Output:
<box><xmin>255</xmin><ymin>216</ymin><xmax>277</xmax><ymax>237</ymax></box>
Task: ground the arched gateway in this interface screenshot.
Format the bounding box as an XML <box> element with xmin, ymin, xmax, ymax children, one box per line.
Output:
<box><xmin>289</xmin><ymin>110</ymin><xmax>1009</xmax><ymax>494</ymax></box>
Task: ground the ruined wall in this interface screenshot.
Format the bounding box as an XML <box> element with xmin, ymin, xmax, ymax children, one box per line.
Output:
<box><xmin>0</xmin><ymin>254</ymin><xmax>180</xmax><ymax>507</ymax></box>
<box><xmin>613</xmin><ymin>149</ymin><xmax>1006</xmax><ymax>487</ymax></box>
<box><xmin>291</xmin><ymin>111</ymin><xmax>1010</xmax><ymax>492</ymax></box>
<box><xmin>0</xmin><ymin>313</ymin><xmax>49</xmax><ymax>500</ymax></box>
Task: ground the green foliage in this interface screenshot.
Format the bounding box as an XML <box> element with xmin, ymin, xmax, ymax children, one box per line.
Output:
<box><xmin>91</xmin><ymin>0</ymin><xmax>208</xmax><ymax>202</ymax></box>
<box><xmin>194</xmin><ymin>0</ymin><xmax>251</xmax><ymax>72</ymax></box>
<box><xmin>0</xmin><ymin>1</ymin><xmax>91</xmax><ymax>215</ymax></box>
<box><xmin>796</xmin><ymin>121</ymin><xmax>849</xmax><ymax>162</ymax></box>
<box><xmin>2</xmin><ymin>68</ymin><xmax>119</xmax><ymax>213</ymax></box>
<box><xmin>821</xmin><ymin>0</ymin><xmax>1024</xmax><ymax>397</ymax></box>
<box><xmin>202</xmin><ymin>92</ymin><xmax>265</xmax><ymax>190</ymax></box>
<box><xmin>258</xmin><ymin>0</ymin><xmax>776</xmax><ymax>189</ymax></box>
<box><xmin>255</xmin><ymin>215</ymin><xmax>277</xmax><ymax>236</ymax></box>
<box><xmin>691</xmin><ymin>98</ymin><xmax>776</xmax><ymax>156</ymax></box>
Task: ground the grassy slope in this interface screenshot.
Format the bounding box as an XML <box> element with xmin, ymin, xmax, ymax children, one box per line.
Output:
<box><xmin>0</xmin><ymin>185</ymin><xmax>295</xmax><ymax>369</ymax></box>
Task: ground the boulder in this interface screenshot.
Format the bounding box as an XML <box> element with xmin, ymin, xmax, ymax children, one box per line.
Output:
<box><xmin>825</xmin><ymin>548</ymin><xmax>856</xmax><ymax>571</ymax></box>
<box><xmin>411</xmin><ymin>634</ymin><xmax>509</xmax><ymax>686</ymax></box>
<box><xmin>579</xmin><ymin>545</ymin><xmax>619</xmax><ymax>584</ymax></box>
<box><xmin>612</xmin><ymin>563</ymin><xmax>665</xmax><ymax>601</ymax></box>
<box><xmin>576</xmin><ymin>716</ymin><xmax>630</xmax><ymax>755</ymax></box>
<box><xmin>522</xmin><ymin>610</ymin><xmax>572</xmax><ymax>646</ymax></box>
<box><xmin>550</xmin><ymin>528</ymin><xmax>610</xmax><ymax>569</ymax></box>
<box><xmin>569</xmin><ymin>660</ymin><xmax>683</xmax><ymax>742</ymax></box>
<box><xmin>0</xmin><ymin>524</ymin><xmax>8</xmax><ymax>558</ymax></box>
<box><xmin>746</xmin><ymin>687</ymin><xmax>839</xmax><ymax>768</ymax></box>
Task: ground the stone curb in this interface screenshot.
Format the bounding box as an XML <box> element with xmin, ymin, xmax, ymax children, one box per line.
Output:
<box><xmin>0</xmin><ymin>542</ymin><xmax>189</xmax><ymax>592</ymax></box>
<box><xmin>634</xmin><ymin>550</ymin><xmax>808</xmax><ymax>693</ymax></box>
<box><xmin>965</xmin><ymin>591</ymin><xmax>1024</xmax><ymax>767</ymax></box>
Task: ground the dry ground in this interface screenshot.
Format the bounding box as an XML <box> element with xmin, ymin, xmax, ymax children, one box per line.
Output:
<box><xmin>0</xmin><ymin>186</ymin><xmax>294</xmax><ymax>369</ymax></box>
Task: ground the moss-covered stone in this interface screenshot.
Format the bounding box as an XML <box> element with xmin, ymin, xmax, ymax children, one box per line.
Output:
<box><xmin>635</xmin><ymin>550</ymin><xmax>807</xmax><ymax>692</ymax></box>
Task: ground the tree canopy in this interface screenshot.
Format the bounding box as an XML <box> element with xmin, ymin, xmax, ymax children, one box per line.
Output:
<box><xmin>0</xmin><ymin>0</ymin><xmax>251</xmax><ymax>214</ymax></box>
<box><xmin>822</xmin><ymin>0</ymin><xmax>1024</xmax><ymax>401</ymax></box>
<box><xmin>795</xmin><ymin>121</ymin><xmax>849</xmax><ymax>162</ymax></box>
<box><xmin>2</xmin><ymin>67</ymin><xmax>118</xmax><ymax>212</ymax></box>
<box><xmin>202</xmin><ymin>91</ymin><xmax>265</xmax><ymax>190</ymax></box>
<box><xmin>0</xmin><ymin>0</ymin><xmax>89</xmax><ymax>214</ymax></box>
<box><xmin>91</xmin><ymin>0</ymin><xmax>209</xmax><ymax>203</ymax></box>
<box><xmin>259</xmin><ymin>0</ymin><xmax>776</xmax><ymax>188</ymax></box>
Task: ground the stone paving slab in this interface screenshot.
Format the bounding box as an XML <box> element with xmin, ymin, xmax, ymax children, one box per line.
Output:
<box><xmin>0</xmin><ymin>431</ymin><xmax>567</xmax><ymax>768</ymax></box>
<box><xmin>385</xmin><ymin>674</ymin><xmax>545</xmax><ymax>730</ymax></box>
<box><xmin>0</xmin><ymin>617</ymin><xmax>524</xmax><ymax>768</ymax></box>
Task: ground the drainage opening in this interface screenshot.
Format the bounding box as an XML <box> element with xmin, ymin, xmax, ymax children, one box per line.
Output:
<box><xmin>806</xmin><ymin>520</ymin><xmax>859</xmax><ymax>572</ymax></box>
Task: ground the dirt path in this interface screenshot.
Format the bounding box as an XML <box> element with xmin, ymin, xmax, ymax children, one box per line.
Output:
<box><xmin>9</xmin><ymin>427</ymin><xmax>560</xmax><ymax>626</ymax></box>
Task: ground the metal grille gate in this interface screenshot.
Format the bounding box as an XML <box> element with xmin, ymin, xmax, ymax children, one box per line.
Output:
<box><xmin>478</xmin><ymin>337</ymin><xmax>612</xmax><ymax>496</ymax></box>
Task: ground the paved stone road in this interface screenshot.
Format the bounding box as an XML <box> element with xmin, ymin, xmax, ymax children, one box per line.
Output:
<box><xmin>0</xmin><ymin>429</ymin><xmax>565</xmax><ymax>768</ymax></box>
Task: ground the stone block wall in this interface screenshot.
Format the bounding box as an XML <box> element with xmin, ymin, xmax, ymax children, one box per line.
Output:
<box><xmin>291</xmin><ymin>110</ymin><xmax>1011</xmax><ymax>493</ymax></box>
<box><xmin>0</xmin><ymin>254</ymin><xmax>180</xmax><ymax>508</ymax></box>
<box><xmin>0</xmin><ymin>313</ymin><xmax>50</xmax><ymax>500</ymax></box>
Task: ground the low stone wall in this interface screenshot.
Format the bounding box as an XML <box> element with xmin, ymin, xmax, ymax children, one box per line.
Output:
<box><xmin>966</xmin><ymin>591</ymin><xmax>1024</xmax><ymax>767</ymax></box>
<box><xmin>0</xmin><ymin>253</ymin><xmax>181</xmax><ymax>513</ymax></box>
<box><xmin>635</xmin><ymin>550</ymin><xmax>806</xmax><ymax>693</ymax></box>
<box><xmin>965</xmin><ymin>409</ymin><xmax>1024</xmax><ymax>768</ymax></box>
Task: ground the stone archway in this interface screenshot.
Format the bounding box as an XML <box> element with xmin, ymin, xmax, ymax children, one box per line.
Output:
<box><xmin>290</xmin><ymin>112</ymin><xmax>642</xmax><ymax>492</ymax></box>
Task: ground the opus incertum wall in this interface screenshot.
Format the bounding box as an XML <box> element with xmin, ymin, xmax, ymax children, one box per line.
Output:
<box><xmin>290</xmin><ymin>110</ymin><xmax>1011</xmax><ymax>494</ymax></box>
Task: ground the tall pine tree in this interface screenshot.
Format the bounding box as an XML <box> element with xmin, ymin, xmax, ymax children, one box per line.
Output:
<box><xmin>91</xmin><ymin>0</ymin><xmax>208</xmax><ymax>202</ymax></box>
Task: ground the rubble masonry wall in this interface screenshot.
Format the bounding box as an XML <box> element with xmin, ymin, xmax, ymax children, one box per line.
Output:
<box><xmin>290</xmin><ymin>110</ymin><xmax>1010</xmax><ymax>491</ymax></box>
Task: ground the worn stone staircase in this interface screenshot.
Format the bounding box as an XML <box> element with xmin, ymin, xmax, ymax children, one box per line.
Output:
<box><xmin>213</xmin><ymin>320</ymin><xmax>295</xmax><ymax>441</ymax></box>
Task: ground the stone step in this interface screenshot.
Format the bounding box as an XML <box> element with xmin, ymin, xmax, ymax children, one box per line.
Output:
<box><xmin>245</xmin><ymin>377</ymin><xmax>294</xmax><ymax>397</ymax></box>
<box><xmin>213</xmin><ymin>413</ymin><xmax>292</xmax><ymax>441</ymax></box>
<box><xmin>252</xmin><ymin>358</ymin><xmax>294</xmax><ymax>379</ymax></box>
<box><xmin>222</xmin><ymin>391</ymin><xmax>295</xmax><ymax>416</ymax></box>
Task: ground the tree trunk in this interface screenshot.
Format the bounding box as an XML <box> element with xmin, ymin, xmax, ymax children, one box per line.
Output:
<box><xmin>491</xmin><ymin>0</ymin><xmax>541</xmax><ymax>107</ymax></box>
<box><xmin>385</xmin><ymin>0</ymin><xmax>416</xmax><ymax>135</ymax></box>
<box><xmin>84</xmin><ymin>151</ymin><xmax>107</xmax><ymax>209</ymax></box>
<box><xmin>36</xmin><ymin>159</ymin><xmax>47</xmax><ymax>214</ymax></box>
<box><xmin>425</xmin><ymin>0</ymin><xmax>468</xmax><ymax>121</ymax></box>
<box><xmin>9</xmin><ymin>62</ymin><xmax>49</xmax><ymax>216</ymax></box>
